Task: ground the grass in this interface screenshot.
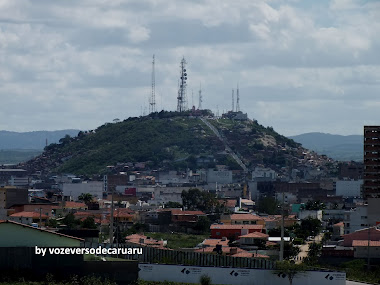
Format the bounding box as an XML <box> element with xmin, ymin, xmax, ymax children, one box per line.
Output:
<box><xmin>145</xmin><ymin>232</ymin><xmax>209</xmax><ymax>249</ymax></box>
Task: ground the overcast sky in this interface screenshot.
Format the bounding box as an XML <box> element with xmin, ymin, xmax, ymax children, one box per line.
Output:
<box><xmin>0</xmin><ymin>0</ymin><xmax>379</xmax><ymax>136</ymax></box>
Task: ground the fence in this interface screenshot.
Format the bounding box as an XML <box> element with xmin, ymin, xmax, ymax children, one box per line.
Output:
<box><xmin>83</xmin><ymin>242</ymin><xmax>274</xmax><ymax>269</ymax></box>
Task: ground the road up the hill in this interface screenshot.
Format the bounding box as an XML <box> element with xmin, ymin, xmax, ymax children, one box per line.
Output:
<box><xmin>200</xmin><ymin>117</ymin><xmax>249</xmax><ymax>173</ymax></box>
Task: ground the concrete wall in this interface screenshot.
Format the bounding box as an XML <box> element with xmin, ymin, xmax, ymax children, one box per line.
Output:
<box><xmin>62</xmin><ymin>181</ymin><xmax>103</xmax><ymax>200</ymax></box>
<box><xmin>0</xmin><ymin>223</ymin><xmax>81</xmax><ymax>247</ymax></box>
<box><xmin>139</xmin><ymin>264</ymin><xmax>346</xmax><ymax>285</ymax></box>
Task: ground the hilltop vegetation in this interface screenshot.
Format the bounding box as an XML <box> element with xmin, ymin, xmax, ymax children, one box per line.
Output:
<box><xmin>22</xmin><ymin>111</ymin><xmax>319</xmax><ymax>175</ymax></box>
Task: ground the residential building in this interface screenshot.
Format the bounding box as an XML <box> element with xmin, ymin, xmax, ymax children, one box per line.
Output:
<box><xmin>62</xmin><ymin>181</ymin><xmax>103</xmax><ymax>201</ymax></box>
<box><xmin>170</xmin><ymin>209</ymin><xmax>205</xmax><ymax>227</ymax></box>
<box><xmin>343</xmin><ymin>226</ymin><xmax>380</xmax><ymax>247</ymax></box>
<box><xmin>210</xmin><ymin>224</ymin><xmax>264</xmax><ymax>239</ymax></box>
<box><xmin>199</xmin><ymin>238</ymin><xmax>229</xmax><ymax>249</ymax></box>
<box><xmin>238</xmin><ymin>232</ymin><xmax>269</xmax><ymax>249</ymax></box>
<box><xmin>252</xmin><ymin>167</ymin><xmax>277</xmax><ymax>181</ymax></box>
<box><xmin>0</xmin><ymin>169</ymin><xmax>27</xmax><ymax>186</ymax></box>
<box><xmin>332</xmin><ymin>222</ymin><xmax>344</xmax><ymax>241</ymax></box>
<box><xmin>0</xmin><ymin>186</ymin><xmax>28</xmax><ymax>209</ymax></box>
<box><xmin>344</xmin><ymin>205</ymin><xmax>369</xmax><ymax>234</ymax></box>
<box><xmin>335</xmin><ymin>180</ymin><xmax>363</xmax><ymax>197</ymax></box>
<box><xmin>206</xmin><ymin>169</ymin><xmax>233</xmax><ymax>184</ymax></box>
<box><xmin>363</xmin><ymin>126</ymin><xmax>380</xmax><ymax>199</ymax></box>
<box><xmin>125</xmin><ymin>233</ymin><xmax>167</xmax><ymax>248</ymax></box>
<box><xmin>298</xmin><ymin>210</ymin><xmax>323</xmax><ymax>221</ymax></box>
<box><xmin>352</xmin><ymin>240</ymin><xmax>380</xmax><ymax>258</ymax></box>
<box><xmin>220</xmin><ymin>213</ymin><xmax>265</xmax><ymax>226</ymax></box>
<box><xmin>9</xmin><ymin>211</ymin><xmax>48</xmax><ymax>225</ymax></box>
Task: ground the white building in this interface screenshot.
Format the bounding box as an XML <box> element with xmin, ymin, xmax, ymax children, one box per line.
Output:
<box><xmin>62</xmin><ymin>181</ymin><xmax>103</xmax><ymax>200</ymax></box>
<box><xmin>252</xmin><ymin>167</ymin><xmax>277</xmax><ymax>181</ymax></box>
<box><xmin>344</xmin><ymin>205</ymin><xmax>368</xmax><ymax>234</ymax></box>
<box><xmin>298</xmin><ymin>210</ymin><xmax>323</xmax><ymax>221</ymax></box>
<box><xmin>9</xmin><ymin>176</ymin><xmax>29</xmax><ymax>187</ymax></box>
<box><xmin>275</xmin><ymin>192</ymin><xmax>297</xmax><ymax>204</ymax></box>
<box><xmin>335</xmin><ymin>180</ymin><xmax>363</xmax><ymax>197</ymax></box>
<box><xmin>206</xmin><ymin>169</ymin><xmax>232</xmax><ymax>184</ymax></box>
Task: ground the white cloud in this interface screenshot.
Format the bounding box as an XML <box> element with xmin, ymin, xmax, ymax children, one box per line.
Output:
<box><xmin>0</xmin><ymin>0</ymin><xmax>378</xmax><ymax>136</ymax></box>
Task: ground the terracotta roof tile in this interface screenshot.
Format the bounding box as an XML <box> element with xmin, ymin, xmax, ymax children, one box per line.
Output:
<box><xmin>352</xmin><ymin>240</ymin><xmax>380</xmax><ymax>247</ymax></box>
<box><xmin>230</xmin><ymin>214</ymin><xmax>264</xmax><ymax>221</ymax></box>
<box><xmin>211</xmin><ymin>224</ymin><xmax>263</xmax><ymax>230</ymax></box>
<box><xmin>10</xmin><ymin>211</ymin><xmax>48</xmax><ymax>218</ymax></box>
<box><xmin>238</xmin><ymin>232</ymin><xmax>269</xmax><ymax>239</ymax></box>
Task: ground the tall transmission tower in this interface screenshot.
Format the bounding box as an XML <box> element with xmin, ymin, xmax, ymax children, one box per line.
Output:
<box><xmin>198</xmin><ymin>83</ymin><xmax>203</xmax><ymax>110</ymax></box>
<box><xmin>236</xmin><ymin>84</ymin><xmax>240</xmax><ymax>112</ymax></box>
<box><xmin>149</xmin><ymin>55</ymin><xmax>156</xmax><ymax>113</ymax></box>
<box><xmin>232</xmin><ymin>89</ymin><xmax>235</xmax><ymax>112</ymax></box>
<box><xmin>177</xmin><ymin>57</ymin><xmax>188</xmax><ymax>112</ymax></box>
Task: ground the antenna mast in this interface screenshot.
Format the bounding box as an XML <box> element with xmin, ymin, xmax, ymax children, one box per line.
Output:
<box><xmin>177</xmin><ymin>57</ymin><xmax>188</xmax><ymax>112</ymax></box>
<box><xmin>198</xmin><ymin>83</ymin><xmax>202</xmax><ymax>110</ymax></box>
<box><xmin>232</xmin><ymin>89</ymin><xmax>235</xmax><ymax>112</ymax></box>
<box><xmin>149</xmin><ymin>55</ymin><xmax>156</xmax><ymax>113</ymax></box>
<box><xmin>236</xmin><ymin>84</ymin><xmax>240</xmax><ymax>112</ymax></box>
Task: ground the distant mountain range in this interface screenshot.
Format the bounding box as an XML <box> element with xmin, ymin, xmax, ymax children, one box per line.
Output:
<box><xmin>0</xmin><ymin>130</ymin><xmax>80</xmax><ymax>150</ymax></box>
<box><xmin>0</xmin><ymin>130</ymin><xmax>80</xmax><ymax>164</ymax></box>
<box><xmin>289</xmin><ymin>132</ymin><xmax>363</xmax><ymax>161</ymax></box>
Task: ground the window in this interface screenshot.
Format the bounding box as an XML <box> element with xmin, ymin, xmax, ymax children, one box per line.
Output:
<box><xmin>216</xmin><ymin>232</ymin><xmax>220</xmax><ymax>236</ymax></box>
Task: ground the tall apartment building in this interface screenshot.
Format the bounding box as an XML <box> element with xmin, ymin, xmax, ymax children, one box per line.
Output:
<box><xmin>363</xmin><ymin>126</ymin><xmax>380</xmax><ymax>198</ymax></box>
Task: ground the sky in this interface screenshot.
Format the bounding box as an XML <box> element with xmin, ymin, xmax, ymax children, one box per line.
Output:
<box><xmin>0</xmin><ymin>0</ymin><xmax>379</xmax><ymax>136</ymax></box>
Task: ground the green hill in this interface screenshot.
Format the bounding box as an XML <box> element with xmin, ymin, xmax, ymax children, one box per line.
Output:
<box><xmin>22</xmin><ymin>111</ymin><xmax>314</xmax><ymax>175</ymax></box>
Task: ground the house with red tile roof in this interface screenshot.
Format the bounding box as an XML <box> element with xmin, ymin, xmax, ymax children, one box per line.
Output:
<box><xmin>170</xmin><ymin>209</ymin><xmax>206</xmax><ymax>227</ymax></box>
<box><xmin>9</xmin><ymin>211</ymin><xmax>48</xmax><ymax>225</ymax></box>
<box><xmin>210</xmin><ymin>224</ymin><xmax>264</xmax><ymax>239</ymax></box>
<box><xmin>194</xmin><ymin>246</ymin><xmax>269</xmax><ymax>259</ymax></box>
<box><xmin>343</xmin><ymin>226</ymin><xmax>380</xmax><ymax>247</ymax></box>
<box><xmin>352</xmin><ymin>240</ymin><xmax>380</xmax><ymax>258</ymax></box>
<box><xmin>199</xmin><ymin>238</ymin><xmax>229</xmax><ymax>248</ymax></box>
<box><xmin>62</xmin><ymin>201</ymin><xmax>88</xmax><ymax>212</ymax></box>
<box><xmin>125</xmin><ymin>233</ymin><xmax>167</xmax><ymax>249</ymax></box>
<box><xmin>221</xmin><ymin>213</ymin><xmax>265</xmax><ymax>226</ymax></box>
<box><xmin>238</xmin><ymin>232</ymin><xmax>269</xmax><ymax>249</ymax></box>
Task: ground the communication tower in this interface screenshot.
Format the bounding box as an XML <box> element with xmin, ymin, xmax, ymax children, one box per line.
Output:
<box><xmin>149</xmin><ymin>55</ymin><xmax>156</xmax><ymax>113</ymax></box>
<box><xmin>232</xmin><ymin>89</ymin><xmax>235</xmax><ymax>112</ymax></box>
<box><xmin>198</xmin><ymin>83</ymin><xmax>203</xmax><ymax>110</ymax></box>
<box><xmin>177</xmin><ymin>57</ymin><xmax>188</xmax><ymax>112</ymax></box>
<box><xmin>236</xmin><ymin>84</ymin><xmax>240</xmax><ymax>112</ymax></box>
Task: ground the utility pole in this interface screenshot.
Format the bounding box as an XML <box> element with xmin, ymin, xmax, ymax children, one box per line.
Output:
<box><xmin>109</xmin><ymin>184</ymin><xmax>114</xmax><ymax>244</ymax></box>
<box><xmin>39</xmin><ymin>207</ymin><xmax>42</xmax><ymax>228</ymax></box>
<box><xmin>149</xmin><ymin>54</ymin><xmax>156</xmax><ymax>113</ymax></box>
<box><xmin>279</xmin><ymin>192</ymin><xmax>285</xmax><ymax>261</ymax></box>
<box><xmin>367</xmin><ymin>226</ymin><xmax>371</xmax><ymax>270</ymax></box>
